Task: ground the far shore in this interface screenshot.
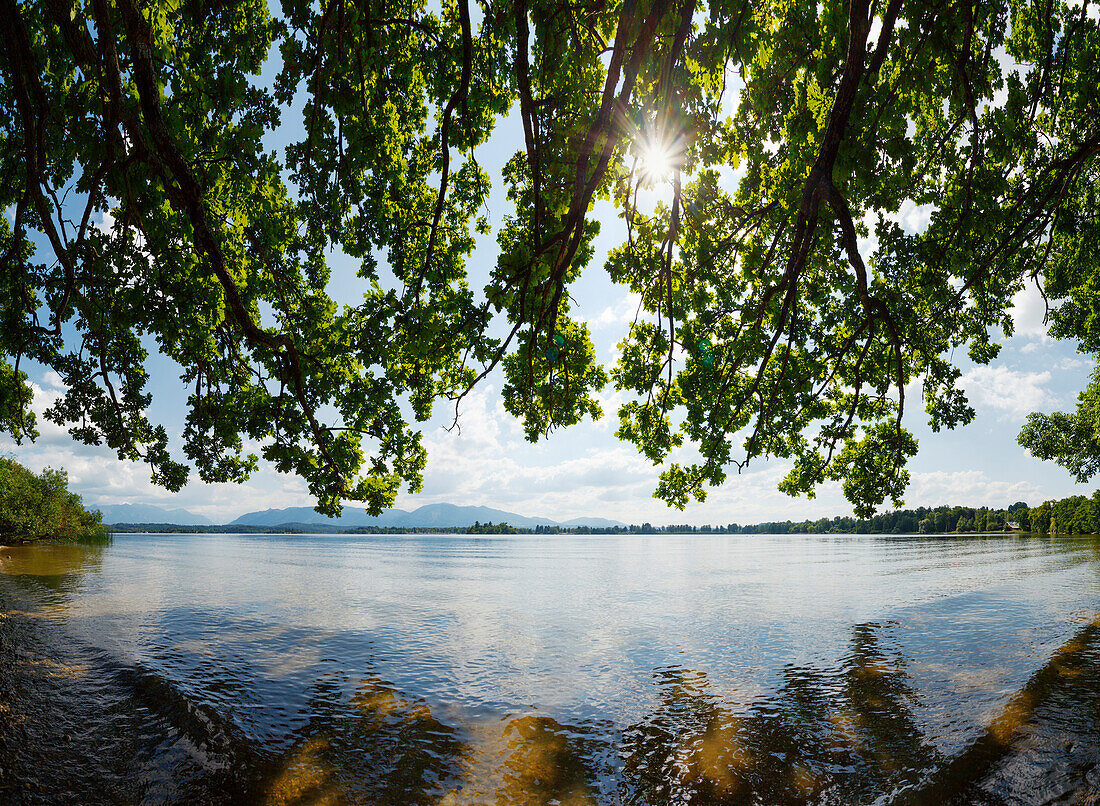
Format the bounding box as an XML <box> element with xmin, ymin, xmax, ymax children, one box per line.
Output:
<box><xmin>78</xmin><ymin>527</ymin><xmax>1050</xmax><ymax>536</ymax></box>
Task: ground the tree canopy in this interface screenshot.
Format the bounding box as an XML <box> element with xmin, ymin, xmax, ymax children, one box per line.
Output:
<box><xmin>1</xmin><ymin>0</ymin><xmax>1098</xmax><ymax>517</ymax></box>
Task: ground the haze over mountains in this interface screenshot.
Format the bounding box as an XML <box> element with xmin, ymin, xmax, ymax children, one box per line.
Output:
<box><xmin>95</xmin><ymin>504</ymin><xmax>214</xmax><ymax>526</ymax></box>
<box><xmin>97</xmin><ymin>502</ymin><xmax>626</xmax><ymax>529</ymax></box>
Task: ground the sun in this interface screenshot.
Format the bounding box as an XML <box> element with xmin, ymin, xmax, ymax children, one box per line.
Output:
<box><xmin>631</xmin><ymin>117</ymin><xmax>687</xmax><ymax>189</ymax></box>
<box><xmin>638</xmin><ymin>138</ymin><xmax>676</xmax><ymax>186</ymax></box>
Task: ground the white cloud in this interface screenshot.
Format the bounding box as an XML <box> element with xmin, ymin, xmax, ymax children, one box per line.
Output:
<box><xmin>428</xmin><ymin>383</ymin><xmax>524</xmax><ymax>452</ymax></box>
<box><xmin>592</xmin><ymin>388</ymin><xmax>625</xmax><ymax>432</ymax></box>
<box><xmin>960</xmin><ymin>365</ymin><xmax>1054</xmax><ymax>419</ymax></box>
<box><xmin>986</xmin><ymin>47</ymin><xmax>1015</xmax><ymax>112</ymax></box>
<box><xmin>1009</xmin><ymin>278</ymin><xmax>1050</xmax><ymax>341</ymax></box>
<box><xmin>408</xmin><ymin>383</ymin><xmax>842</xmax><ymax>526</ymax></box>
<box><xmin>894</xmin><ymin>199</ymin><xmax>933</xmax><ymax>234</ymax></box>
<box><xmin>868</xmin><ymin>15</ymin><xmax>883</xmax><ymax>47</ymax></box>
<box><xmin>3</xmin><ymin>427</ymin><xmax>315</xmax><ymax>522</ymax></box>
<box><xmin>1068</xmin><ymin>0</ymin><xmax>1100</xmax><ymax>21</ymax></box>
<box><xmin>9</xmin><ymin>365</ymin><xmax>1051</xmax><ymax>526</ymax></box>
<box><xmin>9</xmin><ymin>371</ymin><xmax>78</xmax><ymax>447</ymax></box>
<box><xmin>1056</xmin><ymin>355</ymin><xmax>1092</xmax><ymax>372</ymax></box>
<box><xmin>586</xmin><ymin>292</ymin><xmax>641</xmax><ymax>331</ymax></box>
<box><xmin>4</xmin><ymin>309</ymin><xmax>1082</xmax><ymax>526</ymax></box>
<box><xmin>412</xmin><ymin>384</ymin><xmax>656</xmax><ymax>518</ymax></box>
<box><xmin>0</xmin><ymin>369</ymin><xmax>315</xmax><ymax>521</ymax></box>
<box><xmin>682</xmin><ymin>462</ymin><xmax>848</xmax><ymax>524</ymax></box>
<box><xmin>93</xmin><ymin>207</ymin><xmax>115</xmax><ymax>233</ymax></box>
<box><xmin>857</xmin><ymin>211</ymin><xmax>879</xmax><ymax>258</ymax></box>
<box><xmin>718</xmin><ymin>63</ymin><xmax>743</xmax><ymax>121</ymax></box>
<box><xmin>905</xmin><ymin>470</ymin><xmax>1041</xmax><ymax>508</ymax></box>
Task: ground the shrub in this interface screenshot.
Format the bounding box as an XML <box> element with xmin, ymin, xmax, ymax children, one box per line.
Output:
<box><xmin>0</xmin><ymin>458</ymin><xmax>107</xmax><ymax>543</ymax></box>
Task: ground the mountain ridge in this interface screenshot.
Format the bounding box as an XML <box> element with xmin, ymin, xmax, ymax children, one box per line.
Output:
<box><xmin>99</xmin><ymin>501</ymin><xmax>626</xmax><ymax>529</ymax></box>
<box><xmin>228</xmin><ymin>503</ymin><xmax>617</xmax><ymax>529</ymax></box>
<box><xmin>96</xmin><ymin>503</ymin><xmax>214</xmax><ymax>525</ymax></box>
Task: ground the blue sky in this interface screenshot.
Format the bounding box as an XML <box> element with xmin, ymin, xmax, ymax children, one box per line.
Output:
<box><xmin>4</xmin><ymin>53</ymin><xmax>1097</xmax><ymax>526</ymax></box>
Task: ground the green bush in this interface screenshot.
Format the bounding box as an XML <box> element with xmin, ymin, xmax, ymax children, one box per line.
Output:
<box><xmin>0</xmin><ymin>458</ymin><xmax>107</xmax><ymax>543</ymax></box>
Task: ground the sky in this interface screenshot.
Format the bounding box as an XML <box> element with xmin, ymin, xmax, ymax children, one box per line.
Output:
<box><xmin>4</xmin><ymin>34</ymin><xmax>1098</xmax><ymax>526</ymax></box>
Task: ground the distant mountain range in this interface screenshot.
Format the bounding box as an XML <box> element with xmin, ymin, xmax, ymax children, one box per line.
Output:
<box><xmin>98</xmin><ymin>501</ymin><xmax>625</xmax><ymax>530</ymax></box>
<box><xmin>95</xmin><ymin>503</ymin><xmax>214</xmax><ymax>525</ymax></box>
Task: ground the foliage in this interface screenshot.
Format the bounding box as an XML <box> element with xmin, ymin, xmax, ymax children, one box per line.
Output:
<box><xmin>992</xmin><ymin>493</ymin><xmax>1100</xmax><ymax>534</ymax></box>
<box><xmin>1020</xmin><ymin>492</ymin><xmax>1100</xmax><ymax>535</ymax></box>
<box><xmin>1019</xmin><ymin>174</ymin><xmax>1100</xmax><ymax>480</ymax></box>
<box><xmin>734</xmin><ymin>504</ymin><xmax>1007</xmax><ymax>535</ymax></box>
<box><xmin>466</xmin><ymin>520</ymin><xmax>520</xmax><ymax>534</ymax></box>
<box><xmin>2</xmin><ymin>0</ymin><xmax>1099</xmax><ymax>517</ymax></box>
<box><xmin>1019</xmin><ymin>365</ymin><xmax>1100</xmax><ymax>482</ymax></box>
<box><xmin>742</xmin><ymin>492</ymin><xmax>1100</xmax><ymax>536</ymax></box>
<box><xmin>0</xmin><ymin>457</ymin><xmax>107</xmax><ymax>542</ymax></box>
<box><xmin>682</xmin><ymin>492</ymin><xmax>1097</xmax><ymax>535</ymax></box>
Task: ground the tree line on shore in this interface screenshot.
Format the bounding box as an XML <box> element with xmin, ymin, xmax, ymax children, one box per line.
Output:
<box><xmin>730</xmin><ymin>493</ymin><xmax>1100</xmax><ymax>536</ymax></box>
<box><xmin>529</xmin><ymin>493</ymin><xmax>1100</xmax><ymax>536</ymax></box>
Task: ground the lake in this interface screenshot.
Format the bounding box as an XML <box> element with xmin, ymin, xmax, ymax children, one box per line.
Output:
<box><xmin>2</xmin><ymin>532</ymin><xmax>1100</xmax><ymax>804</ymax></box>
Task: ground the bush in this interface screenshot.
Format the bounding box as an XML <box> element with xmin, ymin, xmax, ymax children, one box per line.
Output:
<box><xmin>0</xmin><ymin>458</ymin><xmax>107</xmax><ymax>543</ymax></box>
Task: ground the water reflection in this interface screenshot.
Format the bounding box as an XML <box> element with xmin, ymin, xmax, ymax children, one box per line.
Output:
<box><xmin>213</xmin><ymin>619</ymin><xmax>1100</xmax><ymax>803</ymax></box>
<box><xmin>262</xmin><ymin>679</ymin><xmax>607</xmax><ymax>805</ymax></box>
<box><xmin>1</xmin><ymin>614</ymin><xmax>258</xmax><ymax>803</ymax></box>
<box><xmin>495</xmin><ymin>716</ymin><xmax>604</xmax><ymax>805</ymax></box>
<box><xmin>5</xmin><ymin>534</ymin><xmax>1100</xmax><ymax>804</ymax></box>
<box><xmin>0</xmin><ymin>542</ymin><xmax>106</xmax><ymax>584</ymax></box>
<box><xmin>621</xmin><ymin>667</ymin><xmax>753</xmax><ymax>802</ymax></box>
<box><xmin>618</xmin><ymin>622</ymin><xmax>943</xmax><ymax>804</ymax></box>
<box><xmin>263</xmin><ymin>675</ymin><xmax>464</xmax><ymax>805</ymax></box>
<box><xmin>896</xmin><ymin>616</ymin><xmax>1100</xmax><ymax>805</ymax></box>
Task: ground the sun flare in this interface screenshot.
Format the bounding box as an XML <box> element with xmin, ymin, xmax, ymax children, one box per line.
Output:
<box><xmin>638</xmin><ymin>138</ymin><xmax>676</xmax><ymax>186</ymax></box>
<box><xmin>631</xmin><ymin>115</ymin><xmax>687</xmax><ymax>189</ymax></box>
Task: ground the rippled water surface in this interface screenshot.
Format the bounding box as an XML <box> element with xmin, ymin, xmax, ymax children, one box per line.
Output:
<box><xmin>3</xmin><ymin>532</ymin><xmax>1100</xmax><ymax>804</ymax></box>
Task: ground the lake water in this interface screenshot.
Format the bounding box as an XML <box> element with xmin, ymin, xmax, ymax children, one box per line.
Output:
<box><xmin>2</xmin><ymin>532</ymin><xmax>1100</xmax><ymax>804</ymax></box>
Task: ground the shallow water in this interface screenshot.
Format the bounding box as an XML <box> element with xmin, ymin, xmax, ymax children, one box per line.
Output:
<box><xmin>2</xmin><ymin>532</ymin><xmax>1100</xmax><ymax>804</ymax></box>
